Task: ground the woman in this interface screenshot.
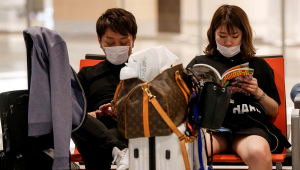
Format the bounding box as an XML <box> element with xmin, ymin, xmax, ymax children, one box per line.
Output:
<box><xmin>187</xmin><ymin>5</ymin><xmax>290</xmax><ymax>170</ymax></box>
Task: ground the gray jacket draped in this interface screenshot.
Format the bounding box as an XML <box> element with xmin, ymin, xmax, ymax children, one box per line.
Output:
<box><xmin>23</xmin><ymin>26</ymin><xmax>86</xmax><ymax>170</ymax></box>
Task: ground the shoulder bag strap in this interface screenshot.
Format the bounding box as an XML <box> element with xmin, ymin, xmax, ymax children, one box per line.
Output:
<box><xmin>111</xmin><ymin>80</ymin><xmax>124</xmax><ymax>111</ymax></box>
<box><xmin>149</xmin><ymin>96</ymin><xmax>195</xmax><ymax>170</ymax></box>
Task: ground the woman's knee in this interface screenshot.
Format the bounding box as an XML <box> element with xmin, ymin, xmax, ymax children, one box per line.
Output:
<box><xmin>243</xmin><ymin>143</ymin><xmax>272</xmax><ymax>163</ymax></box>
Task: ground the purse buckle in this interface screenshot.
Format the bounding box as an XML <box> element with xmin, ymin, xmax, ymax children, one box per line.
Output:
<box><xmin>142</xmin><ymin>86</ymin><xmax>156</xmax><ymax>101</ymax></box>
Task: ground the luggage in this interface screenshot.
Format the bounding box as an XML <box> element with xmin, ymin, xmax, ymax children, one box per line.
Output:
<box><xmin>128</xmin><ymin>124</ymin><xmax>194</xmax><ymax>170</ymax></box>
<box><xmin>112</xmin><ymin>64</ymin><xmax>190</xmax><ymax>139</ymax></box>
<box><xmin>0</xmin><ymin>90</ymin><xmax>54</xmax><ymax>169</ymax></box>
<box><xmin>0</xmin><ymin>150</ymin><xmax>24</xmax><ymax>170</ymax></box>
<box><xmin>0</xmin><ymin>90</ymin><xmax>29</xmax><ymax>157</ymax></box>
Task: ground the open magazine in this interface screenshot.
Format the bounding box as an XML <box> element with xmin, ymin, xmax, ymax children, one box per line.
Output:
<box><xmin>192</xmin><ymin>62</ymin><xmax>254</xmax><ymax>95</ymax></box>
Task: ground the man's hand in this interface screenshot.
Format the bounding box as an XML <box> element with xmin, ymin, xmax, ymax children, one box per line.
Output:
<box><xmin>88</xmin><ymin>111</ymin><xmax>97</xmax><ymax>118</ymax></box>
<box><xmin>98</xmin><ymin>103</ymin><xmax>117</xmax><ymax>121</ymax></box>
<box><xmin>88</xmin><ymin>103</ymin><xmax>117</xmax><ymax>121</ymax></box>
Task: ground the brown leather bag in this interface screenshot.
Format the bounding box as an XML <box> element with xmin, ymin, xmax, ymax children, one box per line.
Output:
<box><xmin>112</xmin><ymin>64</ymin><xmax>190</xmax><ymax>138</ymax></box>
<box><xmin>112</xmin><ymin>64</ymin><xmax>196</xmax><ymax>170</ymax></box>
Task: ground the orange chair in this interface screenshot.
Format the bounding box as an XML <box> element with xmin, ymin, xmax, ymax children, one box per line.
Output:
<box><xmin>212</xmin><ymin>56</ymin><xmax>287</xmax><ymax>170</ymax></box>
<box><xmin>71</xmin><ymin>55</ymin><xmax>288</xmax><ymax>170</ymax></box>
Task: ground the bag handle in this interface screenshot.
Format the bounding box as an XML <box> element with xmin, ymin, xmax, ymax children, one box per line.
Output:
<box><xmin>143</xmin><ymin>84</ymin><xmax>195</xmax><ymax>170</ymax></box>
<box><xmin>111</xmin><ymin>80</ymin><xmax>124</xmax><ymax>111</ymax></box>
<box><xmin>175</xmin><ymin>70</ymin><xmax>190</xmax><ymax>104</ymax></box>
<box><xmin>186</xmin><ymin>68</ymin><xmax>203</xmax><ymax>85</ymax></box>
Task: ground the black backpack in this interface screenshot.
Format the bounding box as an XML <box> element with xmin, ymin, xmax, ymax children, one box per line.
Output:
<box><xmin>0</xmin><ymin>90</ymin><xmax>54</xmax><ymax>170</ymax></box>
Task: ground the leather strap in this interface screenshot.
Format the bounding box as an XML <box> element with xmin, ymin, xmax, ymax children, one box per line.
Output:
<box><xmin>178</xmin><ymin>74</ymin><xmax>190</xmax><ymax>95</ymax></box>
<box><xmin>142</xmin><ymin>84</ymin><xmax>150</xmax><ymax>137</ymax></box>
<box><xmin>112</xmin><ymin>80</ymin><xmax>123</xmax><ymax>104</ymax></box>
<box><xmin>175</xmin><ymin>70</ymin><xmax>190</xmax><ymax>104</ymax></box>
<box><xmin>150</xmin><ymin>97</ymin><xmax>192</xmax><ymax>170</ymax></box>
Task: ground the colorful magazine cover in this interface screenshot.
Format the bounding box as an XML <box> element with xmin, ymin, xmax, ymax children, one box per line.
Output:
<box><xmin>222</xmin><ymin>68</ymin><xmax>254</xmax><ymax>96</ymax></box>
<box><xmin>192</xmin><ymin>62</ymin><xmax>254</xmax><ymax>95</ymax></box>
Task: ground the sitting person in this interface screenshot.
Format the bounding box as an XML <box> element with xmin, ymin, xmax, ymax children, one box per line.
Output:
<box><xmin>71</xmin><ymin>8</ymin><xmax>137</xmax><ymax>170</ymax></box>
<box><xmin>187</xmin><ymin>5</ymin><xmax>291</xmax><ymax>170</ymax></box>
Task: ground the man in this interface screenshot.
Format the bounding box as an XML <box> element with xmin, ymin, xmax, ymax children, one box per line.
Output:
<box><xmin>71</xmin><ymin>8</ymin><xmax>137</xmax><ymax>170</ymax></box>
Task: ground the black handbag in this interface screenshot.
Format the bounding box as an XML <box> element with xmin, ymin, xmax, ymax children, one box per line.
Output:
<box><xmin>186</xmin><ymin>68</ymin><xmax>232</xmax><ymax>129</ymax></box>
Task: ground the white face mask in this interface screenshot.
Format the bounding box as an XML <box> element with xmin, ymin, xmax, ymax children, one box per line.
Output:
<box><xmin>104</xmin><ymin>46</ymin><xmax>130</xmax><ymax>65</ymax></box>
<box><xmin>216</xmin><ymin>41</ymin><xmax>241</xmax><ymax>58</ymax></box>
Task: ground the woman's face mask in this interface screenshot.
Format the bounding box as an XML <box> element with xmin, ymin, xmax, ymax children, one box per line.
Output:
<box><xmin>215</xmin><ymin>25</ymin><xmax>242</xmax><ymax>58</ymax></box>
<box><xmin>216</xmin><ymin>41</ymin><xmax>241</xmax><ymax>58</ymax></box>
<box><xmin>103</xmin><ymin>46</ymin><xmax>130</xmax><ymax>65</ymax></box>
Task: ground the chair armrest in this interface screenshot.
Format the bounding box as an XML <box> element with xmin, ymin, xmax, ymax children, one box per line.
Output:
<box><xmin>295</xmin><ymin>93</ymin><xmax>300</xmax><ymax>109</ymax></box>
<box><xmin>291</xmin><ymin>108</ymin><xmax>300</xmax><ymax>169</ymax></box>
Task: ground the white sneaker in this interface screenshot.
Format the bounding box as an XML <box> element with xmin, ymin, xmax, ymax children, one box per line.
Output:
<box><xmin>112</xmin><ymin>147</ymin><xmax>129</xmax><ymax>170</ymax></box>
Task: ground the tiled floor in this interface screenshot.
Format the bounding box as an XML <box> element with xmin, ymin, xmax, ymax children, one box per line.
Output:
<box><xmin>0</xmin><ymin>31</ymin><xmax>298</xmax><ymax>170</ymax></box>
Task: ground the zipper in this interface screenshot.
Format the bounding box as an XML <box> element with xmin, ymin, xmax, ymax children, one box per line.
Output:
<box><xmin>1</xmin><ymin>93</ymin><xmax>11</xmax><ymax>152</ymax></box>
<box><xmin>10</xmin><ymin>105</ymin><xmax>13</xmax><ymax>114</ymax></box>
<box><xmin>0</xmin><ymin>151</ymin><xmax>4</xmax><ymax>157</ymax></box>
<box><xmin>3</xmin><ymin>124</ymin><xmax>8</xmax><ymax>140</ymax></box>
<box><xmin>3</xmin><ymin>111</ymin><xmax>7</xmax><ymax>117</ymax></box>
<box><xmin>246</xmin><ymin>114</ymin><xmax>279</xmax><ymax>152</ymax></box>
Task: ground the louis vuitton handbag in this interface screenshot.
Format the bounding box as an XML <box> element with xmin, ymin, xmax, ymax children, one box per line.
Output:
<box><xmin>112</xmin><ymin>64</ymin><xmax>196</xmax><ymax>170</ymax></box>
<box><xmin>112</xmin><ymin>64</ymin><xmax>191</xmax><ymax>138</ymax></box>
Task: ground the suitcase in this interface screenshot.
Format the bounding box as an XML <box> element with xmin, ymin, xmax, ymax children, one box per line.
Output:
<box><xmin>0</xmin><ymin>150</ymin><xmax>24</xmax><ymax>170</ymax></box>
<box><xmin>0</xmin><ymin>90</ymin><xmax>54</xmax><ymax>169</ymax></box>
<box><xmin>0</xmin><ymin>90</ymin><xmax>29</xmax><ymax>157</ymax></box>
<box><xmin>129</xmin><ymin>124</ymin><xmax>194</xmax><ymax>170</ymax></box>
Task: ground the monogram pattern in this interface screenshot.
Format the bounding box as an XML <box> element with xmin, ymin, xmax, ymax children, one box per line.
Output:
<box><xmin>115</xmin><ymin>64</ymin><xmax>188</xmax><ymax>139</ymax></box>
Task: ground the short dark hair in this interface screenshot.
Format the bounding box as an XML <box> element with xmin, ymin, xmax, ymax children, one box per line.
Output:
<box><xmin>204</xmin><ymin>5</ymin><xmax>256</xmax><ymax>60</ymax></box>
<box><xmin>96</xmin><ymin>8</ymin><xmax>137</xmax><ymax>40</ymax></box>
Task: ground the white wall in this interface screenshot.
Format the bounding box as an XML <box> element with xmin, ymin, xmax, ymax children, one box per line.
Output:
<box><xmin>124</xmin><ymin>0</ymin><xmax>158</xmax><ymax>37</ymax></box>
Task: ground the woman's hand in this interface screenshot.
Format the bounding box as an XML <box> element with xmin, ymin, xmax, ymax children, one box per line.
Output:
<box><xmin>239</xmin><ymin>75</ymin><xmax>263</xmax><ymax>98</ymax></box>
<box><xmin>239</xmin><ymin>75</ymin><xmax>279</xmax><ymax>117</ymax></box>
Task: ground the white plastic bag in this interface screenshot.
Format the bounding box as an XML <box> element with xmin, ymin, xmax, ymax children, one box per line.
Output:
<box><xmin>120</xmin><ymin>46</ymin><xmax>179</xmax><ymax>81</ymax></box>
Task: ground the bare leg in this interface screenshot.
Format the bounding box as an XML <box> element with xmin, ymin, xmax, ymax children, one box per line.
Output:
<box><xmin>205</xmin><ymin>132</ymin><xmax>229</xmax><ymax>156</ymax></box>
<box><xmin>232</xmin><ymin>135</ymin><xmax>272</xmax><ymax>170</ymax></box>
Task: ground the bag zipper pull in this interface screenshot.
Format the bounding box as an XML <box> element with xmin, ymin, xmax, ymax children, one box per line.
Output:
<box><xmin>10</xmin><ymin>105</ymin><xmax>13</xmax><ymax>114</ymax></box>
<box><xmin>0</xmin><ymin>151</ymin><xmax>5</xmax><ymax>157</ymax></box>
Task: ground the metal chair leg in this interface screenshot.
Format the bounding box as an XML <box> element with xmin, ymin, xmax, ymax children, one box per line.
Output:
<box><xmin>275</xmin><ymin>162</ymin><xmax>282</xmax><ymax>170</ymax></box>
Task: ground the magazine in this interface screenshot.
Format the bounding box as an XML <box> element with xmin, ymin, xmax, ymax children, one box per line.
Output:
<box><xmin>192</xmin><ymin>62</ymin><xmax>254</xmax><ymax>95</ymax></box>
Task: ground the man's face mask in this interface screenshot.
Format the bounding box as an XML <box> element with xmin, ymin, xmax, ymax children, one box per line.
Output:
<box><xmin>104</xmin><ymin>46</ymin><xmax>130</xmax><ymax>65</ymax></box>
<box><xmin>216</xmin><ymin>41</ymin><xmax>241</xmax><ymax>58</ymax></box>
